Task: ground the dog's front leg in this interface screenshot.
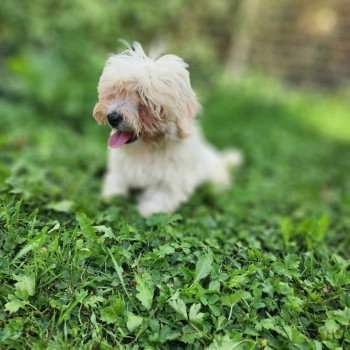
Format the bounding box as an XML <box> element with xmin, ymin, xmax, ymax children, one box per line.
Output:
<box><xmin>101</xmin><ymin>171</ymin><xmax>128</xmax><ymax>197</ymax></box>
<box><xmin>137</xmin><ymin>185</ymin><xmax>188</xmax><ymax>217</ymax></box>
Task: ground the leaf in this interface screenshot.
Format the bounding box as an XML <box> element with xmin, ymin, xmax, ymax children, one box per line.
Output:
<box><xmin>209</xmin><ymin>304</ymin><xmax>221</xmax><ymax>317</ymax></box>
<box><xmin>107</xmin><ymin>249</ymin><xmax>126</xmax><ymax>293</ymax></box>
<box><xmin>4</xmin><ymin>294</ymin><xmax>28</xmax><ymax>313</ymax></box>
<box><xmin>257</xmin><ymin>318</ymin><xmax>275</xmax><ymax>330</ymax></box>
<box><xmin>221</xmin><ymin>291</ymin><xmax>249</xmax><ymax>306</ymax></box>
<box><xmin>84</xmin><ymin>295</ymin><xmax>105</xmax><ymax>308</ymax></box>
<box><xmin>325</xmin><ymin>268</ymin><xmax>350</xmax><ymax>287</ymax></box>
<box><xmin>166</xmin><ymin>213</ymin><xmax>183</xmax><ymax>224</ymax></box>
<box><xmin>135</xmin><ymin>274</ymin><xmax>154</xmax><ymax>310</ymax></box>
<box><xmin>207</xmin><ymin>334</ymin><xmax>251</xmax><ymax>350</ymax></box>
<box><xmin>193</xmin><ymin>254</ymin><xmax>213</xmax><ymax>284</ymax></box>
<box><xmin>273</xmin><ymin>254</ymin><xmax>301</xmax><ymax>279</ymax></box>
<box><xmin>58</xmin><ymin>290</ymin><xmax>88</xmax><ymax>325</ymax></box>
<box><xmin>159</xmin><ymin>326</ymin><xmax>181</xmax><ymax>342</ymax></box>
<box><xmin>189</xmin><ymin>303</ymin><xmax>205</xmax><ymax>324</ymax></box>
<box><xmin>100</xmin><ymin>307</ymin><xmax>119</xmax><ymax>324</ymax></box>
<box><xmin>126</xmin><ymin>312</ymin><xmax>143</xmax><ymax>332</ymax></box>
<box><xmin>280</xmin><ymin>218</ymin><xmax>293</xmax><ymax>243</ymax></box>
<box><xmin>48</xmin><ymin>220</ymin><xmax>60</xmax><ymax>233</ymax></box>
<box><xmin>146</xmin><ymin>213</ymin><xmax>182</xmax><ymax>226</ymax></box>
<box><xmin>228</xmin><ymin>274</ymin><xmax>249</xmax><ymax>288</ymax></box>
<box><xmin>331</xmin><ymin>307</ymin><xmax>350</xmax><ymax>326</ymax></box>
<box><xmin>14</xmin><ymin>273</ymin><xmax>35</xmax><ymax>299</ymax></box>
<box><xmin>285</xmin><ymin>295</ymin><xmax>304</xmax><ymax>310</ymax></box>
<box><xmin>282</xmin><ymin>326</ymin><xmax>306</xmax><ymax>344</ymax></box>
<box><xmin>168</xmin><ymin>294</ymin><xmax>187</xmax><ymax>320</ymax></box>
<box><xmin>155</xmin><ymin>244</ymin><xmax>175</xmax><ymax>258</ymax></box>
<box><xmin>146</xmin><ymin>213</ymin><xmax>171</xmax><ymax>226</ymax></box>
<box><xmin>324</xmin><ymin>319</ymin><xmax>340</xmax><ymax>334</ymax></box>
<box><xmin>209</xmin><ymin>280</ymin><xmax>221</xmax><ymax>291</ymax></box>
<box><xmin>180</xmin><ymin>332</ymin><xmax>202</xmax><ymax>344</ymax></box>
<box><xmin>314</xmin><ymin>215</ymin><xmax>329</xmax><ymax>241</ymax></box>
<box><xmin>99</xmin><ymin>297</ymin><xmax>124</xmax><ymax>324</ymax></box>
<box><xmin>94</xmin><ymin>225</ymin><xmax>115</xmax><ymax>238</ymax></box>
<box><xmin>285</xmin><ymin>254</ymin><xmax>300</xmax><ymax>270</ymax></box>
<box><xmin>46</xmin><ymin>200</ymin><xmax>74</xmax><ymax>213</ymax></box>
<box><xmin>0</xmin><ymin>317</ymin><xmax>24</xmax><ymax>342</ymax></box>
<box><xmin>13</xmin><ymin>242</ymin><xmax>38</xmax><ymax>261</ymax></box>
<box><xmin>276</xmin><ymin>282</ymin><xmax>294</xmax><ymax>296</ymax></box>
<box><xmin>76</xmin><ymin>212</ymin><xmax>95</xmax><ymax>236</ymax></box>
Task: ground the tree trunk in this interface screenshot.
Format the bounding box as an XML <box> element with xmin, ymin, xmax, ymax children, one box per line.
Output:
<box><xmin>226</xmin><ymin>0</ymin><xmax>260</xmax><ymax>79</ymax></box>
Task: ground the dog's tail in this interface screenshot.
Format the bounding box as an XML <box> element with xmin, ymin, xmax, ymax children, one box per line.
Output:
<box><xmin>208</xmin><ymin>148</ymin><xmax>243</xmax><ymax>189</ymax></box>
<box><xmin>221</xmin><ymin>149</ymin><xmax>243</xmax><ymax>169</ymax></box>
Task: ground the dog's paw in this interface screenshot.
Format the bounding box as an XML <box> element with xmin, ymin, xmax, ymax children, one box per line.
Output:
<box><xmin>101</xmin><ymin>186</ymin><xmax>127</xmax><ymax>198</ymax></box>
<box><xmin>137</xmin><ymin>202</ymin><xmax>169</xmax><ymax>217</ymax></box>
<box><xmin>222</xmin><ymin>149</ymin><xmax>244</xmax><ymax>168</ymax></box>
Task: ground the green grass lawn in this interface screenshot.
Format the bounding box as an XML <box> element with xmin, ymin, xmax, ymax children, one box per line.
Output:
<box><xmin>0</xmin><ymin>79</ymin><xmax>350</xmax><ymax>349</ymax></box>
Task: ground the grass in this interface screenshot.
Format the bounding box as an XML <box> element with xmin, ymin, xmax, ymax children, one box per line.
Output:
<box><xmin>0</xmin><ymin>78</ymin><xmax>350</xmax><ymax>349</ymax></box>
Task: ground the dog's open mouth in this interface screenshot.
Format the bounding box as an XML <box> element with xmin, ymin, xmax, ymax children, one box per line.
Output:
<box><xmin>108</xmin><ymin>131</ymin><xmax>137</xmax><ymax>149</ymax></box>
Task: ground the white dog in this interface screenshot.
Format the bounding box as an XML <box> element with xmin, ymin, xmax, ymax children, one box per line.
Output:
<box><xmin>93</xmin><ymin>43</ymin><xmax>241</xmax><ymax>217</ymax></box>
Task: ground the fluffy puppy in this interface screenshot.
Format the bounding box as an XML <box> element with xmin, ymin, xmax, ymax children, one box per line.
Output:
<box><xmin>93</xmin><ymin>42</ymin><xmax>241</xmax><ymax>217</ymax></box>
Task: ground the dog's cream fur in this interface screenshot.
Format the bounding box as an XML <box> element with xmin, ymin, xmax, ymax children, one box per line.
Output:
<box><xmin>93</xmin><ymin>43</ymin><xmax>241</xmax><ymax>217</ymax></box>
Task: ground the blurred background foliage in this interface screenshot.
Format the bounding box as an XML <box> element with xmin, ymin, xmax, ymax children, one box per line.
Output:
<box><xmin>1</xmin><ymin>0</ymin><xmax>350</xmax><ymax>126</ymax></box>
<box><xmin>0</xmin><ymin>0</ymin><xmax>235</xmax><ymax>124</ymax></box>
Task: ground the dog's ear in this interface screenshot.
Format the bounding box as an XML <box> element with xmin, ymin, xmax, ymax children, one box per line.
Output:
<box><xmin>93</xmin><ymin>102</ymin><xmax>107</xmax><ymax>125</ymax></box>
<box><xmin>175</xmin><ymin>85</ymin><xmax>200</xmax><ymax>138</ymax></box>
<box><xmin>138</xmin><ymin>54</ymin><xmax>200</xmax><ymax>138</ymax></box>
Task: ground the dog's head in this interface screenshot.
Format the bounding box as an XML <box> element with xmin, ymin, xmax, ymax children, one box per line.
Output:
<box><xmin>93</xmin><ymin>42</ymin><xmax>200</xmax><ymax>148</ymax></box>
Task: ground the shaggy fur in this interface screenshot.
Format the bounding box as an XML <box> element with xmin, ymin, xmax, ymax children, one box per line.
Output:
<box><xmin>93</xmin><ymin>43</ymin><xmax>241</xmax><ymax>217</ymax></box>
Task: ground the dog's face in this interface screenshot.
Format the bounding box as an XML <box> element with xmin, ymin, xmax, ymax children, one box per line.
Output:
<box><xmin>93</xmin><ymin>43</ymin><xmax>200</xmax><ymax>148</ymax></box>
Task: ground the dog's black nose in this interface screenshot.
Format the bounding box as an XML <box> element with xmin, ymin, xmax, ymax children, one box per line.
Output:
<box><xmin>107</xmin><ymin>112</ymin><xmax>123</xmax><ymax>128</ymax></box>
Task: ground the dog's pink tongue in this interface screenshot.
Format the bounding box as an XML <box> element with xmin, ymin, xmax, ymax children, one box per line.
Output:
<box><xmin>108</xmin><ymin>131</ymin><xmax>131</xmax><ymax>148</ymax></box>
